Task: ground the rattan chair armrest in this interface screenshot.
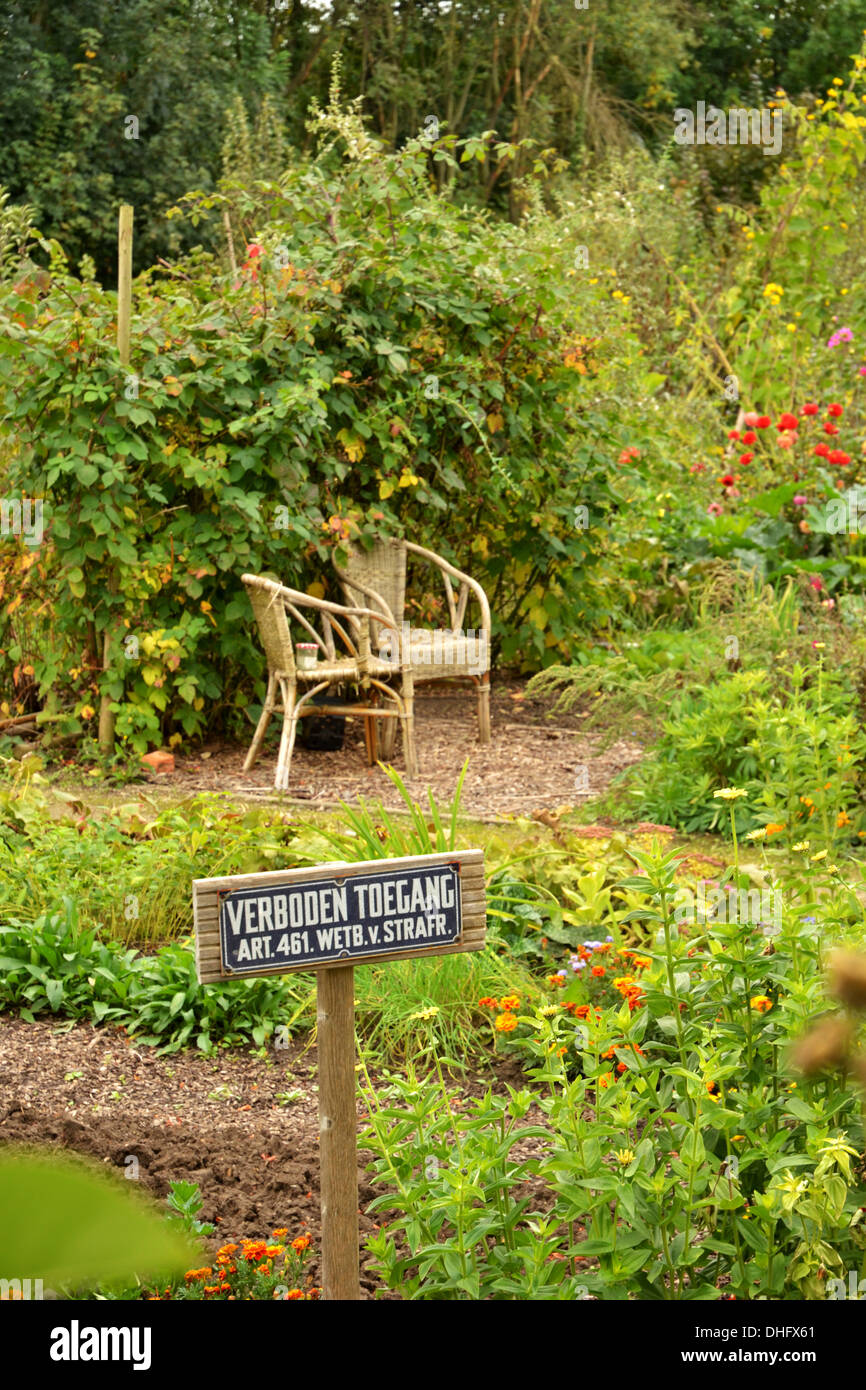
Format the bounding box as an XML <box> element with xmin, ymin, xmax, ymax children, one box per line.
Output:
<box><xmin>402</xmin><ymin>542</ymin><xmax>492</xmax><ymax>634</ymax></box>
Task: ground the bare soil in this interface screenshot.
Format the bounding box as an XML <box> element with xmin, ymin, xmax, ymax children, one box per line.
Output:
<box><xmin>0</xmin><ymin>1016</ymin><xmax>551</xmax><ymax>1299</ymax></box>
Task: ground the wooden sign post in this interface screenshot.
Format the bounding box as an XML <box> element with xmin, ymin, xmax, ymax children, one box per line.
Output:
<box><xmin>193</xmin><ymin>850</ymin><xmax>486</xmax><ymax>1300</ymax></box>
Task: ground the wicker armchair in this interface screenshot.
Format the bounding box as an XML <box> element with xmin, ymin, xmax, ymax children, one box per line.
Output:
<box><xmin>241</xmin><ymin>574</ymin><xmax>417</xmax><ymax>790</ymax></box>
<box><xmin>334</xmin><ymin>539</ymin><xmax>491</xmax><ymax>763</ymax></box>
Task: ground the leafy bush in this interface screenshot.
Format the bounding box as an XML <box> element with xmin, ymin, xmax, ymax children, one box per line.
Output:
<box><xmin>621</xmin><ymin>661</ymin><xmax>866</xmax><ymax>839</ymax></box>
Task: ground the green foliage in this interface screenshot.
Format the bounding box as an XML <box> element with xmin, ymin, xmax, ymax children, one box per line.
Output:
<box><xmin>0</xmin><ymin>96</ymin><xmax>632</xmax><ymax>740</ymax></box>
<box><xmin>363</xmin><ymin>845</ymin><xmax>866</xmax><ymax>1300</ymax></box>
<box><xmin>0</xmin><ymin>900</ymin><xmax>310</xmax><ymax>1053</ymax></box>
<box><xmin>0</xmin><ymin>1149</ymin><xmax>194</xmax><ymax>1287</ymax></box>
<box><xmin>621</xmin><ymin>660</ymin><xmax>866</xmax><ymax>839</ymax></box>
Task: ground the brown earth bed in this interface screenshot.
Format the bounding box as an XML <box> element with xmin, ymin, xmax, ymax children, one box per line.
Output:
<box><xmin>0</xmin><ymin>1016</ymin><xmax>551</xmax><ymax>1300</ymax></box>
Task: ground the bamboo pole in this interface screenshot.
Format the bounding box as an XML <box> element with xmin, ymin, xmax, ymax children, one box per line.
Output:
<box><xmin>98</xmin><ymin>205</ymin><xmax>133</xmax><ymax>753</ymax></box>
<box><xmin>117</xmin><ymin>204</ymin><xmax>133</xmax><ymax>367</ymax></box>
<box><xmin>316</xmin><ymin>965</ymin><xmax>361</xmax><ymax>1301</ymax></box>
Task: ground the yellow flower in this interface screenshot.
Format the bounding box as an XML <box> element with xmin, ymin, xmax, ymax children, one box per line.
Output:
<box><xmin>539</xmin><ymin>1004</ymin><xmax>561</xmax><ymax>1017</ymax></box>
<box><xmin>745</xmin><ymin>827</ymin><xmax>767</xmax><ymax>841</ymax></box>
<box><xmin>408</xmin><ymin>1005</ymin><xmax>440</xmax><ymax>1021</ymax></box>
<box><xmin>792</xmin><ymin>840</ymin><xmax>810</xmax><ymax>852</ymax></box>
<box><xmin>714</xmin><ymin>787</ymin><xmax>747</xmax><ymax>801</ymax></box>
<box><xmin>810</xmin><ymin>850</ymin><xmax>828</xmax><ymax>862</ymax></box>
<box><xmin>616</xmin><ymin>1148</ymin><xmax>635</xmax><ymax>1166</ymax></box>
<box><xmin>750</xmin><ymin>995</ymin><xmax>772</xmax><ymax>1013</ymax></box>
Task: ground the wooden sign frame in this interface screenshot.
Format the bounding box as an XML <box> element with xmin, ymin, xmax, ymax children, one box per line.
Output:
<box><xmin>192</xmin><ymin>849</ymin><xmax>486</xmax><ymax>1302</ymax></box>
<box><xmin>193</xmin><ymin>849</ymin><xmax>486</xmax><ymax>983</ymax></box>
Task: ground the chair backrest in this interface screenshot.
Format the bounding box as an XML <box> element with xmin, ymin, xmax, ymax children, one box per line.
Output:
<box><xmin>340</xmin><ymin>539</ymin><xmax>407</xmax><ymax>649</ymax></box>
<box><xmin>243</xmin><ymin>575</ymin><xmax>295</xmax><ymax>676</ymax></box>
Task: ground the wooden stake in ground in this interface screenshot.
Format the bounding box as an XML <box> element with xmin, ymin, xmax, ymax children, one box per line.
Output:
<box><xmin>316</xmin><ymin>965</ymin><xmax>360</xmax><ymax>1300</ymax></box>
<box><xmin>193</xmin><ymin>850</ymin><xmax>487</xmax><ymax>1301</ymax></box>
<box><xmin>98</xmin><ymin>204</ymin><xmax>133</xmax><ymax>754</ymax></box>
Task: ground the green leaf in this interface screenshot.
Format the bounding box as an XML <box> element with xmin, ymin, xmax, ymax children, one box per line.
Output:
<box><xmin>0</xmin><ymin>1152</ymin><xmax>194</xmax><ymax>1286</ymax></box>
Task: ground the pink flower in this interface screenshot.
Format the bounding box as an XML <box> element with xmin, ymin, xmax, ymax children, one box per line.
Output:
<box><xmin>827</xmin><ymin>326</ymin><xmax>854</xmax><ymax>348</ymax></box>
<box><xmin>822</xmin><ymin>598</ymin><xmax>836</xmax><ymax>610</ymax></box>
<box><xmin>690</xmin><ymin>462</ymin><xmax>707</xmax><ymax>473</ymax></box>
<box><xmin>777</xmin><ymin>434</ymin><xmax>796</xmax><ymax>449</ymax></box>
<box><xmin>707</xmin><ymin>502</ymin><xmax>723</xmax><ymax>516</ymax></box>
<box><xmin>793</xmin><ymin>494</ymin><xmax>807</xmax><ymax>505</ymax></box>
<box><xmin>809</xmin><ymin>576</ymin><xmax>823</xmax><ymax>591</ymax></box>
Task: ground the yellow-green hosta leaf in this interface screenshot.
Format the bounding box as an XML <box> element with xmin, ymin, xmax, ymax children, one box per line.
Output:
<box><xmin>0</xmin><ymin>1151</ymin><xmax>194</xmax><ymax>1287</ymax></box>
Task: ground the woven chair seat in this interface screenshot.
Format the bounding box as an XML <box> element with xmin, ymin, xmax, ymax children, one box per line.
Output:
<box><xmin>402</xmin><ymin>629</ymin><xmax>486</xmax><ymax>677</ymax></box>
<box><xmin>295</xmin><ymin>657</ymin><xmax>398</xmax><ymax>682</ymax></box>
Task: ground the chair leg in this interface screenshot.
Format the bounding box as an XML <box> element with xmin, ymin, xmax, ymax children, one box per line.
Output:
<box><xmin>377</xmin><ymin>685</ymin><xmax>398</xmax><ymax>761</ymax></box>
<box><xmin>477</xmin><ymin>673</ymin><xmax>491</xmax><ymax>744</ymax></box>
<box><xmin>363</xmin><ymin>715</ymin><xmax>378</xmax><ymax>765</ymax></box>
<box><xmin>274</xmin><ymin>678</ymin><xmax>298</xmax><ymax>792</ymax></box>
<box><xmin>400</xmin><ymin>673</ymin><xmax>418</xmax><ymax>777</ymax></box>
<box><xmin>243</xmin><ymin>672</ymin><xmax>277</xmax><ymax>772</ymax></box>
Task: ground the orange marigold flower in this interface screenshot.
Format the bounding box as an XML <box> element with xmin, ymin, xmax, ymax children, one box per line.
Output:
<box><xmin>494</xmin><ymin>1011</ymin><xmax>518</xmax><ymax>1033</ymax></box>
<box><xmin>272</xmin><ymin>1229</ymin><xmax>288</xmax><ymax>1240</ymax></box>
<box><xmin>291</xmin><ymin>1235</ymin><xmax>312</xmax><ymax>1254</ymax></box>
<box><xmin>256</xmin><ymin>1263</ymin><xmax>271</xmax><ymax>1276</ymax></box>
<box><xmin>499</xmin><ymin>994</ymin><xmax>521</xmax><ymax>1010</ymax></box>
<box><xmin>750</xmin><ymin>995</ymin><xmax>772</xmax><ymax>1013</ymax></box>
<box><xmin>478</xmin><ymin>996</ymin><xmax>498</xmax><ymax>1010</ymax></box>
<box><xmin>285</xmin><ymin>1289</ymin><xmax>305</xmax><ymax>1300</ymax></box>
<box><xmin>837</xmin><ymin>810</ymin><xmax>851</xmax><ymax>827</ymax></box>
<box><xmin>266</xmin><ymin>1245</ymin><xmax>284</xmax><ymax>1257</ymax></box>
<box><xmin>591</xmin><ymin>965</ymin><xmax>605</xmax><ymax>978</ymax></box>
<box><xmin>243</xmin><ymin>1241</ymin><xmax>269</xmax><ymax>1262</ymax></box>
<box><xmin>573</xmin><ymin>1004</ymin><xmax>591</xmax><ymax>1019</ymax></box>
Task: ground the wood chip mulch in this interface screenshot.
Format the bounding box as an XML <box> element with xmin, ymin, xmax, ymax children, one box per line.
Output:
<box><xmin>129</xmin><ymin>680</ymin><xmax>649</xmax><ymax>821</ymax></box>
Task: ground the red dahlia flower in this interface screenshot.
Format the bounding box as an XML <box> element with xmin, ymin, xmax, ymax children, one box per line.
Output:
<box><xmin>756</xmin><ymin>416</ymin><xmax>771</xmax><ymax>428</ymax></box>
<box><xmin>742</xmin><ymin>430</ymin><xmax>757</xmax><ymax>444</ymax></box>
<box><xmin>801</xmin><ymin>403</ymin><xmax>819</xmax><ymax>416</ymax></box>
<box><xmin>739</xmin><ymin>452</ymin><xmax>753</xmax><ymax>465</ymax></box>
<box><xmin>814</xmin><ymin>443</ymin><xmax>830</xmax><ymax>457</ymax></box>
<box><xmin>828</xmin><ymin>449</ymin><xmax>851</xmax><ymax>466</ymax></box>
<box><xmin>828</xmin><ymin>402</ymin><xmax>843</xmax><ymax>417</ymax></box>
<box><xmin>824</xmin><ymin>422</ymin><xmax>840</xmax><ymax>435</ymax></box>
<box><xmin>728</xmin><ymin>429</ymin><xmax>741</xmax><ymax>441</ymax></box>
<box><xmin>777</xmin><ymin>413</ymin><xmax>799</xmax><ymax>431</ymax></box>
